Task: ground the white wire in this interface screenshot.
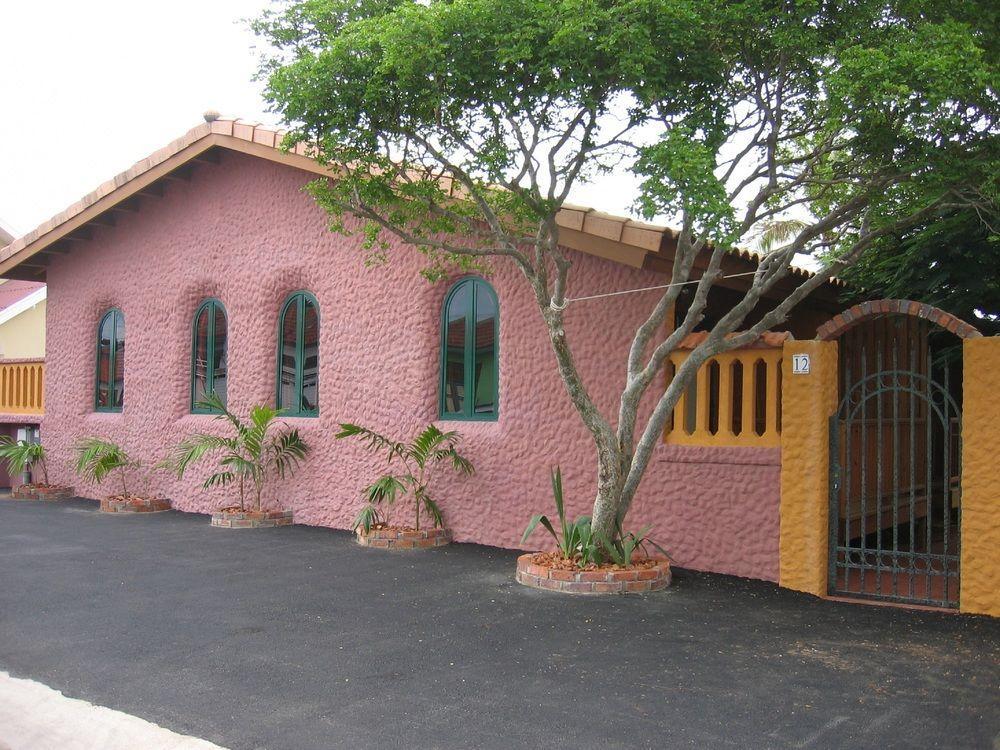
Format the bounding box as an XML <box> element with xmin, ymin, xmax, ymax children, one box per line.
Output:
<box><xmin>549</xmin><ymin>271</ymin><xmax>760</xmax><ymax>311</ymax></box>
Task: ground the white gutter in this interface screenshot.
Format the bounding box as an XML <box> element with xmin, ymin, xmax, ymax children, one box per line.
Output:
<box><xmin>0</xmin><ymin>286</ymin><xmax>46</xmax><ymax>327</ymax></box>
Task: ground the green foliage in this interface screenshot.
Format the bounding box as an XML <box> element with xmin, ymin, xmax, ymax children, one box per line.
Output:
<box><xmin>836</xmin><ymin>209</ymin><xmax>1000</xmax><ymax>336</ymax></box>
<box><xmin>257</xmin><ymin>0</ymin><xmax>996</xmax><ymax>539</ymax></box>
<box><xmin>169</xmin><ymin>392</ymin><xmax>309</xmax><ymax>512</ymax></box>
<box><xmin>0</xmin><ymin>438</ymin><xmax>48</xmax><ymax>485</ymax></box>
<box><xmin>596</xmin><ymin>521</ymin><xmax>670</xmax><ymax>568</ymax></box>
<box><xmin>523</xmin><ymin>467</ymin><xmax>667</xmax><ymax>568</ymax></box>
<box><xmin>336</xmin><ymin>422</ymin><xmax>474</xmax><ymax>531</ymax></box>
<box><xmin>522</xmin><ymin>467</ymin><xmax>592</xmax><ymax>561</ymax></box>
<box><xmin>74</xmin><ymin>438</ymin><xmax>137</xmax><ymax>496</ymax></box>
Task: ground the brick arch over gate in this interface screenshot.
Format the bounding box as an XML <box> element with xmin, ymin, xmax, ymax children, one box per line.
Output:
<box><xmin>816</xmin><ymin>299</ymin><xmax>983</xmax><ymax>340</ymax></box>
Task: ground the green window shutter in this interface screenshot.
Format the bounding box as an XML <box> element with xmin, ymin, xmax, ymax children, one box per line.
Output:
<box><xmin>276</xmin><ymin>291</ymin><xmax>319</xmax><ymax>417</ymax></box>
<box><xmin>191</xmin><ymin>299</ymin><xmax>228</xmax><ymax>413</ymax></box>
<box><xmin>95</xmin><ymin>308</ymin><xmax>124</xmax><ymax>413</ymax></box>
<box><xmin>439</xmin><ymin>277</ymin><xmax>498</xmax><ymax>421</ymax></box>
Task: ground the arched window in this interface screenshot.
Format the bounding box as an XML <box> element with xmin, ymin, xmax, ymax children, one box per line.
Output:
<box><xmin>440</xmin><ymin>277</ymin><xmax>498</xmax><ymax>420</ymax></box>
<box><xmin>191</xmin><ymin>299</ymin><xmax>228</xmax><ymax>412</ymax></box>
<box><xmin>95</xmin><ymin>308</ymin><xmax>125</xmax><ymax>412</ymax></box>
<box><xmin>276</xmin><ymin>292</ymin><xmax>319</xmax><ymax>417</ymax></box>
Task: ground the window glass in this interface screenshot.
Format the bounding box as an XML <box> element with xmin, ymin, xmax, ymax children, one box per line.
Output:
<box><xmin>191</xmin><ymin>300</ymin><xmax>228</xmax><ymax>411</ymax></box>
<box><xmin>301</xmin><ymin>297</ymin><xmax>319</xmax><ymax>413</ymax></box>
<box><xmin>440</xmin><ymin>278</ymin><xmax>497</xmax><ymax>420</ymax></box>
<box><xmin>96</xmin><ymin>309</ymin><xmax>124</xmax><ymax>411</ymax></box>
<box><xmin>276</xmin><ymin>292</ymin><xmax>319</xmax><ymax>417</ymax></box>
<box><xmin>473</xmin><ymin>287</ymin><xmax>497</xmax><ymax>414</ymax></box>
<box><xmin>443</xmin><ymin>283</ymin><xmax>469</xmax><ymax>414</ymax></box>
<box><xmin>212</xmin><ymin>306</ymin><xmax>228</xmax><ymax>405</ymax></box>
<box><xmin>193</xmin><ymin>306</ymin><xmax>210</xmax><ymax>404</ymax></box>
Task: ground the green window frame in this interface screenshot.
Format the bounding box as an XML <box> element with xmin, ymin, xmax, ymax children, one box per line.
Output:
<box><xmin>439</xmin><ymin>277</ymin><xmax>499</xmax><ymax>421</ymax></box>
<box><xmin>190</xmin><ymin>299</ymin><xmax>228</xmax><ymax>413</ymax></box>
<box><xmin>95</xmin><ymin>308</ymin><xmax>125</xmax><ymax>412</ymax></box>
<box><xmin>275</xmin><ymin>291</ymin><xmax>320</xmax><ymax>417</ymax></box>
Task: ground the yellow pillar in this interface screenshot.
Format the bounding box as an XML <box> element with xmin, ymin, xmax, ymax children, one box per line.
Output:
<box><xmin>779</xmin><ymin>339</ymin><xmax>839</xmax><ymax>596</ymax></box>
<box><xmin>960</xmin><ymin>337</ymin><xmax>1000</xmax><ymax>617</ymax></box>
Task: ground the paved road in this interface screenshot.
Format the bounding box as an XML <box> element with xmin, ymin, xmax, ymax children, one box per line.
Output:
<box><xmin>1</xmin><ymin>498</ymin><xmax>997</xmax><ymax>750</ymax></box>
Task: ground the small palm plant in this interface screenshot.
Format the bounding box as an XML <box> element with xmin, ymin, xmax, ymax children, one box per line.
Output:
<box><xmin>74</xmin><ymin>438</ymin><xmax>139</xmax><ymax>497</ymax></box>
<box><xmin>0</xmin><ymin>437</ymin><xmax>49</xmax><ymax>485</ymax></box>
<box><xmin>169</xmin><ymin>393</ymin><xmax>309</xmax><ymax>512</ymax></box>
<box><xmin>336</xmin><ymin>423</ymin><xmax>474</xmax><ymax>533</ymax></box>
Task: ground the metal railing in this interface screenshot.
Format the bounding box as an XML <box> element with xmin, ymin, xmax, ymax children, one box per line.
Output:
<box><xmin>0</xmin><ymin>359</ymin><xmax>44</xmax><ymax>415</ymax></box>
<box><xmin>664</xmin><ymin>347</ymin><xmax>782</xmax><ymax>448</ymax></box>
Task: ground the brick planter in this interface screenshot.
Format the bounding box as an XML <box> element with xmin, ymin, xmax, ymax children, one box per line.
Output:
<box><xmin>356</xmin><ymin>526</ymin><xmax>452</xmax><ymax>550</ymax></box>
<box><xmin>100</xmin><ymin>496</ymin><xmax>172</xmax><ymax>513</ymax></box>
<box><xmin>10</xmin><ymin>484</ymin><xmax>75</xmax><ymax>501</ymax></box>
<box><xmin>211</xmin><ymin>509</ymin><xmax>294</xmax><ymax>529</ymax></box>
<box><xmin>516</xmin><ymin>553</ymin><xmax>672</xmax><ymax>594</ymax></box>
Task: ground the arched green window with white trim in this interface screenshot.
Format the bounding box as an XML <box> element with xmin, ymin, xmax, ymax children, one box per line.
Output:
<box><xmin>191</xmin><ymin>299</ymin><xmax>228</xmax><ymax>412</ymax></box>
<box><xmin>276</xmin><ymin>291</ymin><xmax>319</xmax><ymax>417</ymax></box>
<box><xmin>440</xmin><ymin>277</ymin><xmax>498</xmax><ymax>420</ymax></box>
<box><xmin>95</xmin><ymin>308</ymin><xmax>125</xmax><ymax>412</ymax></box>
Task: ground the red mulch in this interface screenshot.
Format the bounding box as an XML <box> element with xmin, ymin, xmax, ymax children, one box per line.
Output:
<box><xmin>18</xmin><ymin>483</ymin><xmax>66</xmax><ymax>490</ymax></box>
<box><xmin>107</xmin><ymin>493</ymin><xmax>163</xmax><ymax>506</ymax></box>
<box><xmin>366</xmin><ymin>524</ymin><xmax>423</xmax><ymax>533</ymax></box>
<box><xmin>528</xmin><ymin>551</ymin><xmax>659</xmax><ymax>572</ymax></box>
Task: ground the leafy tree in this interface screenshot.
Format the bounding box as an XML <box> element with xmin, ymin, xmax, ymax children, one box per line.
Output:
<box><xmin>254</xmin><ymin>0</ymin><xmax>997</xmax><ymax>541</ymax></box>
<box><xmin>336</xmin><ymin>422</ymin><xmax>474</xmax><ymax>532</ymax></box>
<box><xmin>169</xmin><ymin>393</ymin><xmax>309</xmax><ymax>512</ymax></box>
<box><xmin>837</xmin><ymin>209</ymin><xmax>1000</xmax><ymax>336</ymax></box>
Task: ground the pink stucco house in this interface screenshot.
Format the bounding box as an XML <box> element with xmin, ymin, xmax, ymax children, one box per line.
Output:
<box><xmin>0</xmin><ymin>119</ymin><xmax>846</xmax><ymax>582</ymax></box>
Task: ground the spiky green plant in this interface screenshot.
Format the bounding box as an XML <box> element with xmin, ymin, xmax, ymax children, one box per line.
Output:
<box><xmin>0</xmin><ymin>437</ymin><xmax>48</xmax><ymax>485</ymax></box>
<box><xmin>336</xmin><ymin>422</ymin><xmax>474</xmax><ymax>532</ymax></box>
<box><xmin>522</xmin><ymin>467</ymin><xmax>597</xmax><ymax>563</ymax></box>
<box><xmin>74</xmin><ymin>438</ymin><xmax>137</xmax><ymax>497</ymax></box>
<box><xmin>169</xmin><ymin>393</ymin><xmax>309</xmax><ymax>512</ymax></box>
<box><xmin>522</xmin><ymin>467</ymin><xmax>668</xmax><ymax>568</ymax></box>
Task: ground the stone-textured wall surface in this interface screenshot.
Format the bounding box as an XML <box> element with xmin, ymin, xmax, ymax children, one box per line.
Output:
<box><xmin>778</xmin><ymin>340</ymin><xmax>838</xmax><ymax>596</ymax></box>
<box><xmin>41</xmin><ymin>151</ymin><xmax>781</xmax><ymax>581</ymax></box>
<box><xmin>959</xmin><ymin>338</ymin><xmax>1000</xmax><ymax>617</ymax></box>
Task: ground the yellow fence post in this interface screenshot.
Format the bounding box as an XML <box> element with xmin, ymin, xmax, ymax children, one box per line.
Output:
<box><xmin>779</xmin><ymin>339</ymin><xmax>838</xmax><ymax>596</ymax></box>
<box><xmin>960</xmin><ymin>337</ymin><xmax>1000</xmax><ymax>617</ymax></box>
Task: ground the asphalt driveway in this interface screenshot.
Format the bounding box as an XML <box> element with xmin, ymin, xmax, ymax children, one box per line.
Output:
<box><xmin>1</xmin><ymin>498</ymin><xmax>997</xmax><ymax>750</ymax></box>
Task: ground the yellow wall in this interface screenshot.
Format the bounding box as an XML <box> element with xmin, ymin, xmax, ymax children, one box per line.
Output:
<box><xmin>0</xmin><ymin>299</ymin><xmax>45</xmax><ymax>359</ymax></box>
<box><xmin>779</xmin><ymin>340</ymin><xmax>839</xmax><ymax>596</ymax></box>
<box><xmin>960</xmin><ymin>337</ymin><xmax>1000</xmax><ymax>617</ymax></box>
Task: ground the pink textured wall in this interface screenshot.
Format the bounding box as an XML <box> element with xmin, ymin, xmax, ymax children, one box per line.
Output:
<box><xmin>41</xmin><ymin>151</ymin><xmax>780</xmax><ymax>581</ymax></box>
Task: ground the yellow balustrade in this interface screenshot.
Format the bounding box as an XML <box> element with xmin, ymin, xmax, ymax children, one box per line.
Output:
<box><xmin>0</xmin><ymin>360</ymin><xmax>45</xmax><ymax>415</ymax></box>
<box><xmin>664</xmin><ymin>347</ymin><xmax>782</xmax><ymax>448</ymax></box>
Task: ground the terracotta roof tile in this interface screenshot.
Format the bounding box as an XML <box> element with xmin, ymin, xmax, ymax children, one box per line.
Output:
<box><xmin>0</xmin><ymin>118</ymin><xmax>842</xmax><ymax>293</ymax></box>
<box><xmin>674</xmin><ymin>331</ymin><xmax>792</xmax><ymax>350</ymax></box>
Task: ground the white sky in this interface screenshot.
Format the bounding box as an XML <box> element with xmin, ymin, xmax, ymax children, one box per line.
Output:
<box><xmin>0</xmin><ymin>0</ymin><xmax>645</xmax><ymax>239</ymax></box>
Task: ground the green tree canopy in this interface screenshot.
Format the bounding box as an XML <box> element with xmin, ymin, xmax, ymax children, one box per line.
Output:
<box><xmin>255</xmin><ymin>0</ymin><xmax>997</xmax><ymax>539</ymax></box>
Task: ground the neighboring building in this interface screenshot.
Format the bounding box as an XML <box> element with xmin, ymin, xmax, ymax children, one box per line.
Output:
<box><xmin>1</xmin><ymin>119</ymin><xmax>993</xmax><ymax>615</ymax></box>
<box><xmin>0</xmin><ymin>279</ymin><xmax>46</xmax><ymax>359</ymax></box>
<box><xmin>0</xmin><ymin>222</ymin><xmax>45</xmax><ymax>486</ymax></box>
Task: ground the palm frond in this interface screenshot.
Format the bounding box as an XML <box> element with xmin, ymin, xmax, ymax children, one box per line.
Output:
<box><xmin>203</xmin><ymin>471</ymin><xmax>236</xmax><ymax>489</ymax></box>
<box><xmin>409</xmin><ymin>424</ymin><xmax>448</xmax><ymax>467</ymax></box>
<box><xmin>364</xmin><ymin>474</ymin><xmax>406</xmax><ymax>505</ymax></box>
<box><xmin>0</xmin><ymin>439</ymin><xmax>45</xmax><ymax>478</ymax></box>
<box><xmin>74</xmin><ymin>438</ymin><xmax>131</xmax><ymax>484</ymax></box>
<box><xmin>336</xmin><ymin>422</ymin><xmax>405</xmax><ymax>461</ymax></box>
<box><xmin>168</xmin><ymin>434</ymin><xmax>235</xmax><ymax>478</ymax></box>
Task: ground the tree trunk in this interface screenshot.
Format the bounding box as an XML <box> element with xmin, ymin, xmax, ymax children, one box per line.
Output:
<box><xmin>589</xmin><ymin>442</ymin><xmax>628</xmax><ymax>541</ymax></box>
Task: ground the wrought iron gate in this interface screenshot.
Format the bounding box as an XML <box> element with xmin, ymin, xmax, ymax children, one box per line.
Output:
<box><xmin>829</xmin><ymin>343</ymin><xmax>962</xmax><ymax>608</ymax></box>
